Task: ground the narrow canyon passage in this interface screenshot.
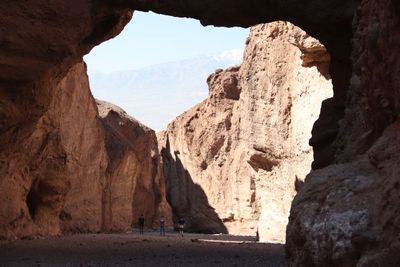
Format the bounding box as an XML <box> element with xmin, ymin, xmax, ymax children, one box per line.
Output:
<box><xmin>1</xmin><ymin>0</ymin><xmax>333</xmax><ymax>250</ymax></box>
<box><xmin>85</xmin><ymin>14</ymin><xmax>333</xmax><ymax>243</ymax></box>
<box><xmin>1</xmin><ymin>1</ymin><xmax>399</xmax><ymax>266</ymax></box>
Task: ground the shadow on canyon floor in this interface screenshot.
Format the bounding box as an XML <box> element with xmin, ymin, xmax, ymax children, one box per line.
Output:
<box><xmin>161</xmin><ymin>136</ymin><xmax>228</xmax><ymax>234</ymax></box>
<box><xmin>0</xmin><ymin>233</ymin><xmax>286</xmax><ymax>267</ymax></box>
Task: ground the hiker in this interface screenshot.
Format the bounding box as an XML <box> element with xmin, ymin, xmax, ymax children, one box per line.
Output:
<box><xmin>160</xmin><ymin>215</ymin><xmax>166</xmax><ymax>236</ymax></box>
<box><xmin>178</xmin><ymin>218</ymin><xmax>185</xmax><ymax>237</ymax></box>
<box><xmin>138</xmin><ymin>214</ymin><xmax>145</xmax><ymax>234</ymax></box>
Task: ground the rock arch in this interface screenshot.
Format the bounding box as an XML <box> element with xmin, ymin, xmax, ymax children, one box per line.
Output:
<box><xmin>1</xmin><ymin>0</ymin><xmax>399</xmax><ymax>266</ymax></box>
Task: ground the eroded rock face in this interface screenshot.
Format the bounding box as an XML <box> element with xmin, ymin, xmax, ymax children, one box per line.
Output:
<box><xmin>97</xmin><ymin>100</ymin><xmax>172</xmax><ymax>231</ymax></box>
<box><xmin>0</xmin><ymin>0</ymin><xmax>399</xmax><ymax>265</ymax></box>
<box><xmin>286</xmin><ymin>0</ymin><xmax>400</xmax><ymax>265</ymax></box>
<box><xmin>158</xmin><ymin>22</ymin><xmax>332</xmax><ymax>241</ymax></box>
<box><xmin>123</xmin><ymin>0</ymin><xmax>358</xmax><ymax>168</ymax></box>
<box><xmin>0</xmin><ymin>1</ymin><xmax>131</xmax><ymax>85</ymax></box>
<box><xmin>53</xmin><ymin>63</ymin><xmax>109</xmax><ymax>234</ymax></box>
<box><xmin>336</xmin><ymin>0</ymin><xmax>400</xmax><ymax>161</ymax></box>
<box><xmin>0</xmin><ymin>62</ymin><xmax>107</xmax><ymax>238</ymax></box>
<box><xmin>0</xmin><ymin>1</ymin><xmax>132</xmax><ymax>238</ymax></box>
<box><xmin>287</xmin><ymin>121</ymin><xmax>400</xmax><ymax>266</ymax></box>
<box><xmin>0</xmin><ymin>62</ymin><xmax>171</xmax><ymax>238</ymax></box>
<box><xmin>0</xmin><ymin>2</ymin><xmax>173</xmax><ymax>239</ymax></box>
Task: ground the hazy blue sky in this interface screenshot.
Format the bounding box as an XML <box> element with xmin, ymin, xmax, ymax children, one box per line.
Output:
<box><xmin>84</xmin><ymin>11</ymin><xmax>249</xmax><ymax>73</ymax></box>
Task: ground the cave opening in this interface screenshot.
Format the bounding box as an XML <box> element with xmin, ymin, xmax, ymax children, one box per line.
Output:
<box><xmin>84</xmin><ymin>11</ymin><xmax>335</xmax><ymax>243</ymax></box>
<box><xmin>26</xmin><ymin>179</ymin><xmax>40</xmax><ymax>220</ymax></box>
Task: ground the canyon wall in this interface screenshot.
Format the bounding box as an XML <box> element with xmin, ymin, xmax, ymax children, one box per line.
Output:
<box><xmin>286</xmin><ymin>1</ymin><xmax>400</xmax><ymax>266</ymax></box>
<box><xmin>158</xmin><ymin>22</ymin><xmax>332</xmax><ymax>242</ymax></box>
<box><xmin>97</xmin><ymin>100</ymin><xmax>172</xmax><ymax>231</ymax></box>
<box><xmin>127</xmin><ymin>1</ymin><xmax>400</xmax><ymax>264</ymax></box>
<box><xmin>0</xmin><ymin>1</ymin><xmax>132</xmax><ymax>238</ymax></box>
<box><xmin>0</xmin><ymin>62</ymin><xmax>107</xmax><ymax>238</ymax></box>
<box><xmin>0</xmin><ymin>61</ymin><xmax>171</xmax><ymax>239</ymax></box>
<box><xmin>124</xmin><ymin>2</ymin><xmax>357</xmax><ymax>171</ymax></box>
<box><xmin>0</xmin><ymin>2</ymin><xmax>171</xmax><ymax>239</ymax></box>
<box><xmin>1</xmin><ymin>0</ymin><xmax>399</xmax><ymax>265</ymax></box>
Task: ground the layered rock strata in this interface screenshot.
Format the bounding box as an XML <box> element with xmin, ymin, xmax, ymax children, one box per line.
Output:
<box><xmin>158</xmin><ymin>22</ymin><xmax>332</xmax><ymax>242</ymax></box>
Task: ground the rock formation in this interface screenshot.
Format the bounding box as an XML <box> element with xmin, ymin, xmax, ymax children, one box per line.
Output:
<box><xmin>0</xmin><ymin>0</ymin><xmax>399</xmax><ymax>265</ymax></box>
<box><xmin>286</xmin><ymin>1</ymin><xmax>400</xmax><ymax>265</ymax></box>
<box><xmin>124</xmin><ymin>1</ymin><xmax>358</xmax><ymax>171</ymax></box>
<box><xmin>0</xmin><ymin>61</ymin><xmax>171</xmax><ymax>238</ymax></box>
<box><xmin>97</xmin><ymin>100</ymin><xmax>172</xmax><ymax>231</ymax></box>
<box><xmin>158</xmin><ymin>22</ymin><xmax>332</xmax><ymax>242</ymax></box>
<box><xmin>0</xmin><ymin>2</ymin><xmax>133</xmax><ymax>238</ymax></box>
<box><xmin>125</xmin><ymin>1</ymin><xmax>400</xmax><ymax>264</ymax></box>
<box><xmin>0</xmin><ymin>62</ymin><xmax>108</xmax><ymax>238</ymax></box>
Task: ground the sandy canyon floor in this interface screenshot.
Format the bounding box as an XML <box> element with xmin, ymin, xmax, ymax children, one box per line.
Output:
<box><xmin>0</xmin><ymin>231</ymin><xmax>286</xmax><ymax>267</ymax></box>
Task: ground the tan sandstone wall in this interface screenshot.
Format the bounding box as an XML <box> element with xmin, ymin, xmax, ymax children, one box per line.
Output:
<box><xmin>57</xmin><ymin>63</ymin><xmax>109</xmax><ymax>233</ymax></box>
<box><xmin>0</xmin><ymin>1</ymin><xmax>133</xmax><ymax>239</ymax></box>
<box><xmin>0</xmin><ymin>61</ymin><xmax>171</xmax><ymax>239</ymax></box>
<box><xmin>0</xmin><ymin>62</ymin><xmax>107</xmax><ymax>238</ymax></box>
<box><xmin>159</xmin><ymin>22</ymin><xmax>332</xmax><ymax>242</ymax></box>
<box><xmin>97</xmin><ymin>100</ymin><xmax>172</xmax><ymax>231</ymax></box>
<box><xmin>2</xmin><ymin>0</ymin><xmax>399</xmax><ymax>265</ymax></box>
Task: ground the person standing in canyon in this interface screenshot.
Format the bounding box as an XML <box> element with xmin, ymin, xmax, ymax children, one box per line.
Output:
<box><xmin>138</xmin><ymin>214</ymin><xmax>145</xmax><ymax>234</ymax></box>
<box><xmin>160</xmin><ymin>215</ymin><xmax>166</xmax><ymax>236</ymax></box>
<box><xmin>178</xmin><ymin>218</ymin><xmax>185</xmax><ymax>237</ymax></box>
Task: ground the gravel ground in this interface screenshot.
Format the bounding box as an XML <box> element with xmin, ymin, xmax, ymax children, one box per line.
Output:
<box><xmin>0</xmin><ymin>232</ymin><xmax>287</xmax><ymax>267</ymax></box>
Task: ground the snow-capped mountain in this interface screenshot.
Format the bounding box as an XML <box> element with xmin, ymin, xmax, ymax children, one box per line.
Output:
<box><xmin>87</xmin><ymin>49</ymin><xmax>243</xmax><ymax>131</ymax></box>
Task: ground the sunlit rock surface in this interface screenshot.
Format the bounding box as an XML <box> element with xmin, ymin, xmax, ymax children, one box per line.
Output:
<box><xmin>158</xmin><ymin>22</ymin><xmax>332</xmax><ymax>242</ymax></box>
<box><xmin>0</xmin><ymin>62</ymin><xmax>171</xmax><ymax>238</ymax></box>
<box><xmin>0</xmin><ymin>0</ymin><xmax>399</xmax><ymax>265</ymax></box>
<box><xmin>0</xmin><ymin>1</ymin><xmax>133</xmax><ymax>238</ymax></box>
<box><xmin>0</xmin><ymin>63</ymin><xmax>109</xmax><ymax>238</ymax></box>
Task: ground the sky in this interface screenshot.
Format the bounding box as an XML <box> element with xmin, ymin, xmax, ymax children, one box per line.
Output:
<box><xmin>84</xmin><ymin>11</ymin><xmax>249</xmax><ymax>73</ymax></box>
<box><xmin>84</xmin><ymin>11</ymin><xmax>249</xmax><ymax>131</ymax></box>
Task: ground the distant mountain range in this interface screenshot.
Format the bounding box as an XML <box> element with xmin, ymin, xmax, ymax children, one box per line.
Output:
<box><xmin>87</xmin><ymin>49</ymin><xmax>243</xmax><ymax>131</ymax></box>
